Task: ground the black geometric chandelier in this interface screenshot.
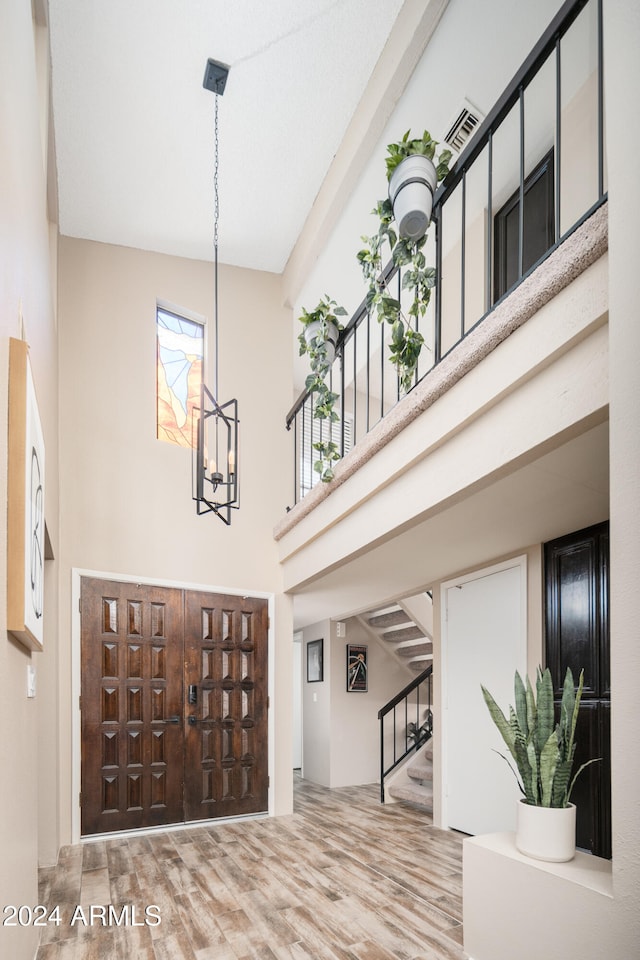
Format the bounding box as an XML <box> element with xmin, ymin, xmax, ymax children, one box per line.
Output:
<box><xmin>192</xmin><ymin>58</ymin><xmax>240</xmax><ymax>525</ymax></box>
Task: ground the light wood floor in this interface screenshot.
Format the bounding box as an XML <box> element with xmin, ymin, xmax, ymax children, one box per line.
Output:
<box><xmin>36</xmin><ymin>775</ymin><xmax>466</xmax><ymax>960</ymax></box>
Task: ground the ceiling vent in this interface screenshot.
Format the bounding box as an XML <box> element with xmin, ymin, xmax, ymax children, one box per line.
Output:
<box><xmin>442</xmin><ymin>100</ymin><xmax>484</xmax><ymax>154</ymax></box>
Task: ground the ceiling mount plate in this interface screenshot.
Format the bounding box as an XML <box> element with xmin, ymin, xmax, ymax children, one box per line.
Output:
<box><xmin>203</xmin><ymin>59</ymin><xmax>229</xmax><ymax>95</ymax></box>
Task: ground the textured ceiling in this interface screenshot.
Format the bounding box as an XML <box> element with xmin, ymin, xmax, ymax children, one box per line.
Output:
<box><xmin>48</xmin><ymin>0</ymin><xmax>405</xmax><ymax>273</ymax></box>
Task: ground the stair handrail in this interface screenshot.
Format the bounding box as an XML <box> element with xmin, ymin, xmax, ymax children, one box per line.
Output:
<box><xmin>378</xmin><ymin>664</ymin><xmax>433</xmax><ymax>803</ymax></box>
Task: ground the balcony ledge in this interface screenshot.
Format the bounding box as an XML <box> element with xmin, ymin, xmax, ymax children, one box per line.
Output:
<box><xmin>274</xmin><ymin>202</ymin><xmax>608</xmax><ymax>542</ymax></box>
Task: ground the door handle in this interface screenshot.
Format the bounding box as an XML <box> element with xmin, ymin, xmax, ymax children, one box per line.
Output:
<box><xmin>161</xmin><ymin>716</ymin><xmax>181</xmax><ymax>724</ymax></box>
<box><xmin>188</xmin><ymin>715</ymin><xmax>198</xmax><ymax>726</ymax></box>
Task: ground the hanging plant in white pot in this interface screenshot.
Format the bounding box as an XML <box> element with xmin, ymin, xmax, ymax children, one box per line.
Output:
<box><xmin>481</xmin><ymin>666</ymin><xmax>599</xmax><ymax>862</ymax></box>
<box><xmin>357</xmin><ymin>130</ymin><xmax>451</xmax><ymax>394</ymax></box>
<box><xmin>299</xmin><ymin>129</ymin><xmax>451</xmax><ymax>485</ymax></box>
<box><xmin>297</xmin><ymin>296</ymin><xmax>347</xmax><ymax>482</ymax></box>
<box><xmin>386</xmin><ymin>129</ymin><xmax>452</xmax><ymax>240</ymax></box>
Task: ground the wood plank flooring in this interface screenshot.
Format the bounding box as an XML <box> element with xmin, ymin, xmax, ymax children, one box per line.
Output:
<box><xmin>36</xmin><ymin>775</ymin><xmax>466</xmax><ymax>960</ymax></box>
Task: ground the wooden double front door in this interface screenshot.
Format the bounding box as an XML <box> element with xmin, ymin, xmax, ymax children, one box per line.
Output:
<box><xmin>81</xmin><ymin>578</ymin><xmax>268</xmax><ymax>836</ymax></box>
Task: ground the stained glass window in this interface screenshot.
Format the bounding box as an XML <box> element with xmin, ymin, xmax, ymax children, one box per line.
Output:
<box><xmin>156</xmin><ymin>307</ymin><xmax>204</xmax><ymax>448</ymax></box>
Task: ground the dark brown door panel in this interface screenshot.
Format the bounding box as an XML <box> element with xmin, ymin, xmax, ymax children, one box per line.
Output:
<box><xmin>81</xmin><ymin>578</ymin><xmax>268</xmax><ymax>835</ymax></box>
<box><xmin>81</xmin><ymin>579</ymin><xmax>184</xmax><ymax>834</ymax></box>
<box><xmin>183</xmin><ymin>590</ymin><xmax>268</xmax><ymax>821</ymax></box>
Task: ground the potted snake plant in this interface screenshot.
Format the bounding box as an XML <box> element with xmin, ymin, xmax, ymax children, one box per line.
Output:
<box><xmin>481</xmin><ymin>666</ymin><xmax>599</xmax><ymax>862</ymax></box>
<box><xmin>298</xmin><ymin>296</ymin><xmax>347</xmax><ymax>482</ymax></box>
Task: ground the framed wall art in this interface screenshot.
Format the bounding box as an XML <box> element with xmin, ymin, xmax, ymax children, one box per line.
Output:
<box><xmin>306</xmin><ymin>638</ymin><xmax>323</xmax><ymax>682</ymax></box>
<box><xmin>347</xmin><ymin>644</ymin><xmax>368</xmax><ymax>692</ymax></box>
<box><xmin>7</xmin><ymin>338</ymin><xmax>45</xmax><ymax>651</ymax></box>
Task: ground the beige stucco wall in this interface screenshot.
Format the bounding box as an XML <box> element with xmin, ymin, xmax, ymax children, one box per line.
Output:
<box><xmin>300</xmin><ymin>620</ymin><xmax>332</xmax><ymax>786</ymax></box>
<box><xmin>0</xmin><ymin>2</ymin><xmax>59</xmax><ymax>958</ymax></box>
<box><xmin>301</xmin><ymin>616</ymin><xmax>412</xmax><ymax>787</ymax></box>
<box><xmin>329</xmin><ymin>618</ymin><xmax>411</xmax><ymax>788</ymax></box>
<box><xmin>603</xmin><ymin>0</ymin><xmax>640</xmax><ymax>948</ymax></box>
<box><xmin>56</xmin><ymin>237</ymin><xmax>294</xmax><ymax>842</ymax></box>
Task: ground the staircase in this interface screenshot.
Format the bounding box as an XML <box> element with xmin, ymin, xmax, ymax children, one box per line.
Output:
<box><xmin>378</xmin><ymin>662</ymin><xmax>433</xmax><ymax>805</ymax></box>
<box><xmin>372</xmin><ymin>592</ymin><xmax>436</xmax><ymax>810</ymax></box>
<box><xmin>358</xmin><ymin>592</ymin><xmax>433</xmax><ymax>673</ymax></box>
<box><xmin>387</xmin><ymin>739</ymin><xmax>433</xmax><ymax>813</ymax></box>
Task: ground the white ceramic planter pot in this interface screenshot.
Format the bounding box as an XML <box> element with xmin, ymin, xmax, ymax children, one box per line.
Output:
<box><xmin>516</xmin><ymin>800</ymin><xmax>577</xmax><ymax>862</ymax></box>
<box><xmin>304</xmin><ymin>319</ymin><xmax>340</xmax><ymax>364</ymax></box>
<box><xmin>388</xmin><ymin>154</ymin><xmax>437</xmax><ymax>240</ymax></box>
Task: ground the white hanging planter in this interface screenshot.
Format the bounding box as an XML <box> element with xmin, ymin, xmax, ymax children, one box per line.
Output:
<box><xmin>388</xmin><ymin>154</ymin><xmax>437</xmax><ymax>240</ymax></box>
<box><xmin>303</xmin><ymin>319</ymin><xmax>340</xmax><ymax>364</ymax></box>
<box><xmin>516</xmin><ymin>800</ymin><xmax>577</xmax><ymax>863</ymax></box>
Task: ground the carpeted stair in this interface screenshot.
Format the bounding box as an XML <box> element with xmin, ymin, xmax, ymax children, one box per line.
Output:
<box><xmin>387</xmin><ymin>741</ymin><xmax>433</xmax><ymax>812</ymax></box>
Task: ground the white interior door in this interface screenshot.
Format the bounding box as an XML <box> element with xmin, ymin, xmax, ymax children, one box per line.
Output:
<box><xmin>443</xmin><ymin>560</ymin><xmax>526</xmax><ymax>835</ymax></box>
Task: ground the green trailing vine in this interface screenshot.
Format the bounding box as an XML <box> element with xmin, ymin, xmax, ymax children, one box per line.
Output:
<box><xmin>357</xmin><ymin>198</ymin><xmax>435</xmax><ymax>393</ymax></box>
<box><xmin>385</xmin><ymin>128</ymin><xmax>453</xmax><ymax>181</ymax></box>
<box><xmin>358</xmin><ymin>131</ymin><xmax>452</xmax><ymax>394</ymax></box>
<box><xmin>297</xmin><ymin>296</ymin><xmax>347</xmax><ymax>482</ymax></box>
<box><xmin>298</xmin><ymin>129</ymin><xmax>452</xmax><ymax>482</ymax></box>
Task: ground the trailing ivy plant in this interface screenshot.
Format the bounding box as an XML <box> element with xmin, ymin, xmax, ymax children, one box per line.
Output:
<box><xmin>298</xmin><ymin>296</ymin><xmax>347</xmax><ymax>482</ymax></box>
<box><xmin>298</xmin><ymin>130</ymin><xmax>451</xmax><ymax>485</ymax></box>
<box><xmin>385</xmin><ymin>128</ymin><xmax>453</xmax><ymax>182</ymax></box>
<box><xmin>357</xmin><ymin>130</ymin><xmax>452</xmax><ymax>394</ymax></box>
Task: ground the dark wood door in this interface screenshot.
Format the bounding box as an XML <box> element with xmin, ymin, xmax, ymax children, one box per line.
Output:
<box><xmin>183</xmin><ymin>591</ymin><xmax>269</xmax><ymax>820</ymax></box>
<box><xmin>81</xmin><ymin>579</ymin><xmax>269</xmax><ymax>835</ymax></box>
<box><xmin>544</xmin><ymin>521</ymin><xmax>611</xmax><ymax>858</ymax></box>
<box><xmin>81</xmin><ymin>579</ymin><xmax>185</xmax><ymax>834</ymax></box>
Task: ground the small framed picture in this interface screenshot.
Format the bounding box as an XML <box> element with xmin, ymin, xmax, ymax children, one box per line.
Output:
<box><xmin>347</xmin><ymin>644</ymin><xmax>368</xmax><ymax>692</ymax></box>
<box><xmin>307</xmin><ymin>638</ymin><xmax>323</xmax><ymax>682</ymax></box>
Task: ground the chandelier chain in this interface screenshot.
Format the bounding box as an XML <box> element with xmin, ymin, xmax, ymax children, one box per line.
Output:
<box><xmin>213</xmin><ymin>91</ymin><xmax>220</xmax><ymax>397</ymax></box>
<box><xmin>214</xmin><ymin>91</ymin><xmax>220</xmax><ymax>251</ymax></box>
<box><xmin>195</xmin><ymin>59</ymin><xmax>239</xmax><ymax>523</ymax></box>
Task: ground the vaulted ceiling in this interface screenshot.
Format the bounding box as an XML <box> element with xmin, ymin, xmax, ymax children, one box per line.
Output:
<box><xmin>48</xmin><ymin>0</ymin><xmax>405</xmax><ymax>274</ymax></box>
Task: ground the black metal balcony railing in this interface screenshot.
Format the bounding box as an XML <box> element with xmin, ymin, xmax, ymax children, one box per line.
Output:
<box><xmin>378</xmin><ymin>666</ymin><xmax>433</xmax><ymax>804</ymax></box>
<box><xmin>286</xmin><ymin>0</ymin><xmax>606</xmax><ymax>508</ymax></box>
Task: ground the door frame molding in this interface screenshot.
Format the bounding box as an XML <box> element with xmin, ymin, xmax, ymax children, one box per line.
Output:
<box><xmin>439</xmin><ymin>555</ymin><xmax>527</xmax><ymax>831</ymax></box>
<box><xmin>71</xmin><ymin>567</ymin><xmax>275</xmax><ymax>843</ymax></box>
